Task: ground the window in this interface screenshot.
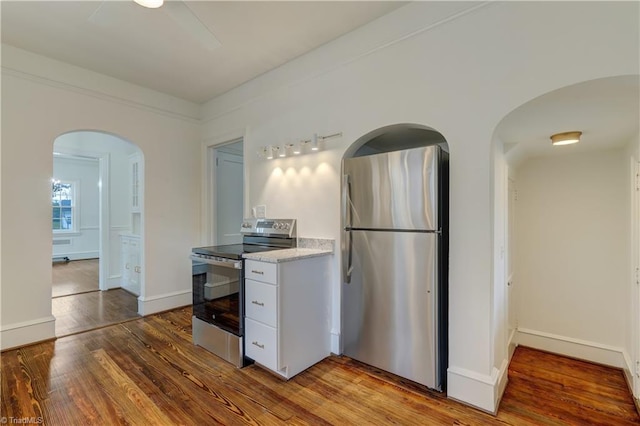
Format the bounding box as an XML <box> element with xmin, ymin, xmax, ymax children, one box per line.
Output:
<box><xmin>52</xmin><ymin>179</ymin><xmax>76</xmax><ymax>232</ymax></box>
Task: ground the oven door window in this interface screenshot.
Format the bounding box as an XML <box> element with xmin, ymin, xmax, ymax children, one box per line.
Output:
<box><xmin>192</xmin><ymin>261</ymin><xmax>243</xmax><ymax>336</ymax></box>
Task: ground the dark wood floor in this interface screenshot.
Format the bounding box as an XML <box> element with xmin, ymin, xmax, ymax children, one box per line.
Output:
<box><xmin>52</xmin><ymin>259</ymin><xmax>99</xmax><ymax>298</ymax></box>
<box><xmin>51</xmin><ymin>258</ymin><xmax>140</xmax><ymax>337</ymax></box>
<box><xmin>52</xmin><ymin>288</ymin><xmax>140</xmax><ymax>337</ymax></box>
<box><xmin>2</xmin><ymin>307</ymin><xmax>638</xmax><ymax>425</ymax></box>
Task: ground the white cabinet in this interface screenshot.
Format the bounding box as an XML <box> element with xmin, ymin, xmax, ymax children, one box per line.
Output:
<box><xmin>244</xmin><ymin>256</ymin><xmax>331</xmax><ymax>379</ymax></box>
<box><xmin>120</xmin><ymin>234</ymin><xmax>141</xmax><ymax>296</ymax></box>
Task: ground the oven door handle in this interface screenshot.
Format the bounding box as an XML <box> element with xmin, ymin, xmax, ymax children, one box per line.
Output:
<box><xmin>190</xmin><ymin>255</ymin><xmax>242</xmax><ymax>270</ymax></box>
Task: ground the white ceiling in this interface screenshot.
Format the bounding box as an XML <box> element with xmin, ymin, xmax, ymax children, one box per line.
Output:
<box><xmin>498</xmin><ymin>75</ymin><xmax>640</xmax><ymax>168</ymax></box>
<box><xmin>1</xmin><ymin>1</ymin><xmax>406</xmax><ymax>103</ymax></box>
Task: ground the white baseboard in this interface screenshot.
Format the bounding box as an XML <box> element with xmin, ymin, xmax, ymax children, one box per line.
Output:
<box><xmin>330</xmin><ymin>329</ymin><xmax>340</xmax><ymax>354</ymax></box>
<box><xmin>447</xmin><ymin>363</ymin><xmax>505</xmax><ymax>414</ymax></box>
<box><xmin>105</xmin><ymin>275</ymin><xmax>122</xmax><ymax>290</ymax></box>
<box><xmin>495</xmin><ymin>358</ymin><xmax>509</xmax><ymax>408</ymax></box>
<box><xmin>621</xmin><ymin>350</ymin><xmax>637</xmax><ymax>400</ymax></box>
<box><xmin>137</xmin><ymin>289</ymin><xmax>191</xmax><ymax>316</ymax></box>
<box><xmin>52</xmin><ymin>251</ymin><xmax>99</xmax><ymax>261</ymax></box>
<box><xmin>516</xmin><ymin>328</ymin><xmax>626</xmax><ymax>368</ymax></box>
<box><xmin>1</xmin><ymin>316</ymin><xmax>56</xmax><ymax>351</ymax></box>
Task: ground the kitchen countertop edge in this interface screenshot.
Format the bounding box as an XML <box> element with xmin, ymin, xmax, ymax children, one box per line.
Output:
<box><xmin>243</xmin><ymin>248</ymin><xmax>333</xmax><ymax>263</ymax></box>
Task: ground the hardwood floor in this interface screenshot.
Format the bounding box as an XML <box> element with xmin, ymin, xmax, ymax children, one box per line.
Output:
<box><xmin>51</xmin><ymin>258</ymin><xmax>140</xmax><ymax>337</ymax></box>
<box><xmin>501</xmin><ymin>347</ymin><xmax>639</xmax><ymax>424</ymax></box>
<box><xmin>2</xmin><ymin>307</ymin><xmax>638</xmax><ymax>425</ymax></box>
<box><xmin>52</xmin><ymin>289</ymin><xmax>140</xmax><ymax>337</ymax></box>
<box><xmin>52</xmin><ymin>259</ymin><xmax>99</xmax><ymax>298</ymax></box>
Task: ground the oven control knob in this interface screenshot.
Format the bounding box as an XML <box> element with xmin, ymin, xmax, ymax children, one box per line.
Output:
<box><xmin>284</xmin><ymin>223</ymin><xmax>290</xmax><ymax>230</ymax></box>
<box><xmin>273</xmin><ymin>222</ymin><xmax>281</xmax><ymax>230</ymax></box>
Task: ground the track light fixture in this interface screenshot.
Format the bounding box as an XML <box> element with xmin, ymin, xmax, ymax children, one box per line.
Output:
<box><xmin>257</xmin><ymin>132</ymin><xmax>342</xmax><ymax>159</ymax></box>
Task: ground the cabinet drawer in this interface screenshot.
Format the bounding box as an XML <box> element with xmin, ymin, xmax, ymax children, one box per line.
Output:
<box><xmin>245</xmin><ymin>279</ymin><xmax>277</xmax><ymax>327</ymax></box>
<box><xmin>245</xmin><ymin>260</ymin><xmax>277</xmax><ymax>284</ymax></box>
<box><xmin>245</xmin><ymin>318</ymin><xmax>278</xmax><ymax>370</ymax></box>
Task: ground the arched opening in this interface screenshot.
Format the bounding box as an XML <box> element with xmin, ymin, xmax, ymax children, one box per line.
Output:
<box><xmin>341</xmin><ymin>123</ymin><xmax>450</xmax><ymax>391</ymax></box>
<box><xmin>492</xmin><ymin>75</ymin><xmax>640</xmax><ymax>398</ymax></box>
<box><xmin>52</xmin><ymin>130</ymin><xmax>144</xmax><ymax>336</ymax></box>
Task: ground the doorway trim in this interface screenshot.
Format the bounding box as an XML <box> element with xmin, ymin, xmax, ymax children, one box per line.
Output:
<box><xmin>633</xmin><ymin>158</ymin><xmax>640</xmax><ymax>400</ymax></box>
<box><xmin>202</xmin><ymin>129</ymin><xmax>246</xmax><ymax>246</ymax></box>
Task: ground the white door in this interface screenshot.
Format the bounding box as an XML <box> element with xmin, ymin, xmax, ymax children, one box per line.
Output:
<box><xmin>215</xmin><ymin>149</ymin><xmax>243</xmax><ymax>245</ymax></box>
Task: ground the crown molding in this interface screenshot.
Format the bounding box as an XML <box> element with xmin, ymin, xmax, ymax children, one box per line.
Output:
<box><xmin>2</xmin><ymin>66</ymin><xmax>201</xmax><ymax>124</ymax></box>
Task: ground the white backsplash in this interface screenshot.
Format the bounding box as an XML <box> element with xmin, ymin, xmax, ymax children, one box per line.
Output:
<box><xmin>297</xmin><ymin>237</ymin><xmax>335</xmax><ymax>252</ymax></box>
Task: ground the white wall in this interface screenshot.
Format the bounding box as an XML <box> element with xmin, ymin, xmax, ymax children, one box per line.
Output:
<box><xmin>1</xmin><ymin>45</ymin><xmax>201</xmax><ymax>350</ymax></box>
<box><xmin>201</xmin><ymin>1</ymin><xmax>639</xmax><ymax>411</ymax></box>
<box><xmin>52</xmin><ymin>156</ymin><xmax>100</xmax><ymax>260</ymax></box>
<box><xmin>514</xmin><ymin>149</ymin><xmax>629</xmax><ymax>366</ymax></box>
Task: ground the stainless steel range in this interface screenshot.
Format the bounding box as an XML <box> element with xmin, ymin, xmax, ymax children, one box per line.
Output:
<box><xmin>191</xmin><ymin>218</ymin><xmax>296</xmax><ymax>367</ymax></box>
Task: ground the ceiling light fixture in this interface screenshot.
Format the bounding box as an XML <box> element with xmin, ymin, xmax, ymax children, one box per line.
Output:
<box><xmin>257</xmin><ymin>131</ymin><xmax>342</xmax><ymax>160</ymax></box>
<box><xmin>134</xmin><ymin>0</ymin><xmax>164</xmax><ymax>9</ymax></box>
<box><xmin>550</xmin><ymin>131</ymin><xmax>582</xmax><ymax>146</ymax></box>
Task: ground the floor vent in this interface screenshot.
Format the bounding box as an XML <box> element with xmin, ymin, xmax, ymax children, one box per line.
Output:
<box><xmin>53</xmin><ymin>238</ymin><xmax>72</xmax><ymax>246</ymax></box>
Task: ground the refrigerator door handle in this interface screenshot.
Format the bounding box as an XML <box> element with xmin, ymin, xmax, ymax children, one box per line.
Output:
<box><xmin>343</xmin><ymin>174</ymin><xmax>353</xmax><ymax>283</ymax></box>
<box><xmin>345</xmin><ymin>229</ymin><xmax>353</xmax><ymax>283</ymax></box>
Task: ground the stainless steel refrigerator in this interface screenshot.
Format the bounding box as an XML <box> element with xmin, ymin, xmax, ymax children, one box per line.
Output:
<box><xmin>342</xmin><ymin>144</ymin><xmax>448</xmax><ymax>391</ymax></box>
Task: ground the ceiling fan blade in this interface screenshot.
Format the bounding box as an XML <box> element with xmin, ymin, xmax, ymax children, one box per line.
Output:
<box><xmin>163</xmin><ymin>1</ymin><xmax>222</xmax><ymax>52</ymax></box>
<box><xmin>87</xmin><ymin>0</ymin><xmax>108</xmax><ymax>25</ymax></box>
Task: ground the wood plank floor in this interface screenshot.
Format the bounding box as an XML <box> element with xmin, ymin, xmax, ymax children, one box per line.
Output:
<box><xmin>502</xmin><ymin>347</ymin><xmax>639</xmax><ymax>425</ymax></box>
<box><xmin>2</xmin><ymin>307</ymin><xmax>638</xmax><ymax>425</ymax></box>
<box><xmin>52</xmin><ymin>259</ymin><xmax>99</xmax><ymax>298</ymax></box>
<box><xmin>52</xmin><ymin>289</ymin><xmax>140</xmax><ymax>337</ymax></box>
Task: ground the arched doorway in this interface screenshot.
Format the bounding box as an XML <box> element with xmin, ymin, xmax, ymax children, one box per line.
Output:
<box><xmin>492</xmin><ymin>75</ymin><xmax>640</xmax><ymax>399</ymax></box>
<box><xmin>341</xmin><ymin>123</ymin><xmax>450</xmax><ymax>391</ymax></box>
<box><xmin>51</xmin><ymin>130</ymin><xmax>144</xmax><ymax>336</ymax></box>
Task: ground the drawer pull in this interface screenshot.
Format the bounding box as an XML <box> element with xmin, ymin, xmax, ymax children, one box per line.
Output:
<box><xmin>125</xmin><ymin>263</ymin><xmax>130</xmax><ymax>270</ymax></box>
<box><xmin>251</xmin><ymin>300</ymin><xmax>264</xmax><ymax>307</ymax></box>
<box><xmin>251</xmin><ymin>270</ymin><xmax>264</xmax><ymax>275</ymax></box>
<box><xmin>252</xmin><ymin>341</ymin><xmax>264</xmax><ymax>349</ymax></box>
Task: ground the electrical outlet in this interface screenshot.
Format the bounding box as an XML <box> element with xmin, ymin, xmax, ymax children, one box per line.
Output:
<box><xmin>255</xmin><ymin>205</ymin><xmax>266</xmax><ymax>218</ymax></box>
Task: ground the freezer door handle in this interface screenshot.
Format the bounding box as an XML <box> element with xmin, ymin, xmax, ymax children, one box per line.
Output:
<box><xmin>343</xmin><ymin>174</ymin><xmax>353</xmax><ymax>284</ymax></box>
<box><xmin>346</xmin><ymin>231</ymin><xmax>353</xmax><ymax>283</ymax></box>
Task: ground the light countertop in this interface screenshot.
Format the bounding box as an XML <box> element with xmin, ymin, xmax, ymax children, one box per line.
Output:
<box><xmin>243</xmin><ymin>247</ymin><xmax>333</xmax><ymax>263</ymax></box>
